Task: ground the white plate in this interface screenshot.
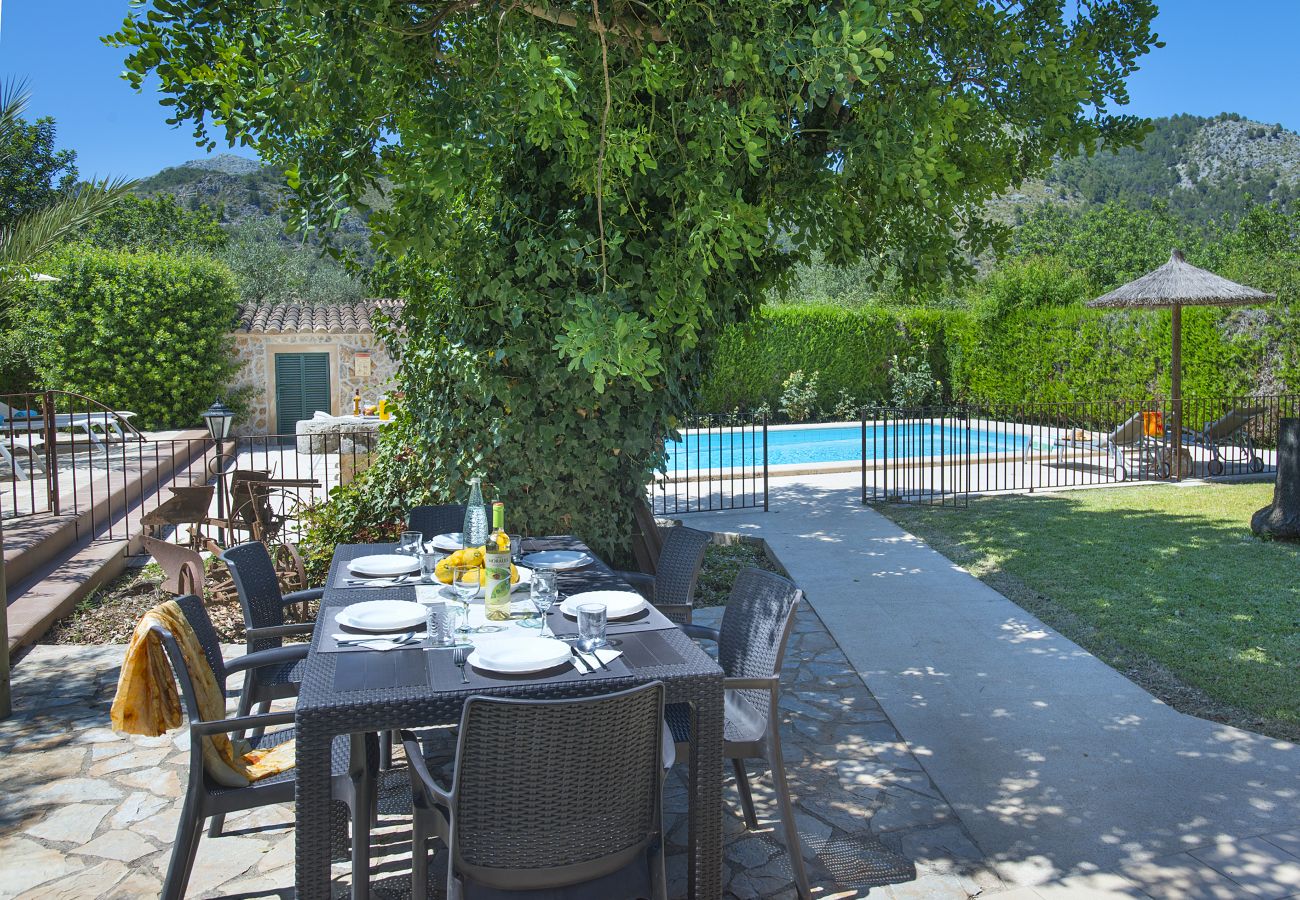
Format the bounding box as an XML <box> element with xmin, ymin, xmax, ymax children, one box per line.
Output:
<box><xmin>561</xmin><ymin>590</ymin><xmax>645</xmax><ymax>620</ymax></box>
<box><xmin>430</xmin><ymin>532</ymin><xmax>463</xmax><ymax>552</ymax></box>
<box><xmin>521</xmin><ymin>550</ymin><xmax>592</xmax><ymax>571</ymax></box>
<box><xmin>348</xmin><ymin>554</ymin><xmax>421</xmax><ymax>578</ymax></box>
<box><xmin>468</xmin><ymin>637</ymin><xmax>572</xmax><ymax>674</ymax></box>
<box><xmin>335</xmin><ymin>600</ymin><xmax>428</xmax><ymax>633</ymax></box>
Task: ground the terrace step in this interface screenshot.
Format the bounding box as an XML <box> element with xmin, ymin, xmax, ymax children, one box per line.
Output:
<box><xmin>3</xmin><ymin>430</ymin><xmax>213</xmax><ymax>650</ymax></box>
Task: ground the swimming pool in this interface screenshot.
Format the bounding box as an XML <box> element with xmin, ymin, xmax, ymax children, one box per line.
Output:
<box><xmin>663</xmin><ymin>421</ymin><xmax>1025</xmax><ymax>470</ymax></box>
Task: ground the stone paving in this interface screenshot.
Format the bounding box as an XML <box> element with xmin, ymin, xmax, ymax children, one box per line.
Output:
<box><xmin>0</xmin><ymin>604</ymin><xmax>994</xmax><ymax>899</ymax></box>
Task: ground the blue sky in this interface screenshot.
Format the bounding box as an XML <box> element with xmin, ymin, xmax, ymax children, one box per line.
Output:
<box><xmin>2</xmin><ymin>1</ymin><xmax>1300</xmax><ymax>180</ymax></box>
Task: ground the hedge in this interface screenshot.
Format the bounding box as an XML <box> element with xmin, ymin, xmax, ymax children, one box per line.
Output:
<box><xmin>696</xmin><ymin>301</ymin><xmax>1296</xmax><ymax>414</ymax></box>
<box><xmin>22</xmin><ymin>246</ymin><xmax>240</xmax><ymax>429</ymax></box>
<box><xmin>698</xmin><ymin>304</ymin><xmax>954</xmax><ymax>411</ymax></box>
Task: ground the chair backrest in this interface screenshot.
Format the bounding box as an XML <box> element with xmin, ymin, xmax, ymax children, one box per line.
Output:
<box><xmin>449</xmin><ymin>683</ymin><xmax>666</xmax><ymax>891</ymax></box>
<box><xmin>219</xmin><ymin>541</ymin><xmax>286</xmax><ymax>653</ymax></box>
<box><xmin>406</xmin><ymin>504</ymin><xmax>467</xmax><ymax>540</ymax></box>
<box><xmin>1109</xmin><ymin>412</ymin><xmax>1147</xmax><ymax>447</ymax></box>
<box><xmin>630</xmin><ymin>496</ymin><xmax>666</xmax><ymax>573</ymax></box>
<box><xmin>718</xmin><ymin>568</ymin><xmax>802</xmax><ymax>726</ymax></box>
<box><xmin>144</xmin><ymin>536</ymin><xmax>206</xmax><ymax>596</ymax></box>
<box><xmin>653</xmin><ymin>525</ymin><xmax>711</xmax><ymax>608</ymax></box>
<box><xmin>1207</xmin><ymin>406</ymin><xmax>1264</xmax><ymax>440</ymax></box>
<box><xmin>150</xmin><ymin>594</ymin><xmax>229</xmax><ymax>721</ymax></box>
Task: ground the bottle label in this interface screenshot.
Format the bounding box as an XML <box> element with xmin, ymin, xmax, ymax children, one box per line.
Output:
<box><xmin>483</xmin><ymin>548</ymin><xmax>512</xmax><ymax>620</ymax></box>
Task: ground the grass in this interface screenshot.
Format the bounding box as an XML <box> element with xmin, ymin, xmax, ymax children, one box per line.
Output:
<box><xmin>877</xmin><ymin>482</ymin><xmax>1300</xmax><ymax>741</ymax></box>
<box><xmin>694</xmin><ymin>539</ymin><xmax>782</xmax><ymax>609</ymax></box>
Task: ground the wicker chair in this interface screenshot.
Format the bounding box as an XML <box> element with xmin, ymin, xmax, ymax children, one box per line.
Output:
<box><xmin>666</xmin><ymin>568</ymin><xmax>809</xmax><ymax>898</ymax></box>
<box><xmin>151</xmin><ymin>594</ymin><xmax>375</xmax><ymax>900</ymax></box>
<box><xmin>219</xmin><ymin>541</ymin><xmax>323</xmax><ymax>714</ymax></box>
<box><xmin>407</xmin><ymin>503</ymin><xmax>468</xmax><ymax>540</ymax></box>
<box><xmin>615</xmin><ymin>525</ymin><xmax>711</xmax><ymax>624</ymax></box>
<box><xmin>400</xmin><ymin>683</ymin><xmax>669</xmax><ymax>900</ymax></box>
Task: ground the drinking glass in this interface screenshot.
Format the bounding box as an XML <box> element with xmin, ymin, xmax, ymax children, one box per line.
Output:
<box><xmin>528</xmin><ymin>570</ymin><xmax>558</xmax><ymax>635</ymax></box>
<box><xmin>508</xmin><ymin>534</ymin><xmax>523</xmax><ymax>564</ymax></box>
<box><xmin>398</xmin><ymin>531</ymin><xmax>423</xmax><ymax>556</ymax></box>
<box><xmin>451</xmin><ymin>564</ymin><xmax>478</xmax><ymax>634</ymax></box>
<box><xmin>577</xmin><ymin>602</ymin><xmax>607</xmax><ymax>651</ymax></box>
<box><xmin>418</xmin><ymin>551</ymin><xmax>439</xmax><ymax>584</ymax></box>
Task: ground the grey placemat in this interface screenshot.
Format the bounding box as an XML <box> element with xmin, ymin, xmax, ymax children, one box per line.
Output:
<box><xmin>318</xmin><ymin>629</ymin><xmax>431</xmax><ymax>654</ymax></box>
<box><xmin>544</xmin><ymin>602</ymin><xmax>679</xmax><ymax>638</ymax></box>
<box><xmin>331</xmin><ymin>570</ymin><xmax>422</xmax><ymax>590</ymax></box>
<box><xmin>426</xmin><ymin>645</ymin><xmax>634</xmax><ymax>689</ymax></box>
<box><xmin>333</xmin><ymin>648</ymin><xmax>431</xmax><ymax>692</ymax></box>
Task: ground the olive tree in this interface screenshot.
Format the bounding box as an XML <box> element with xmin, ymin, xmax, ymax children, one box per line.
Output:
<box><xmin>112</xmin><ymin>0</ymin><xmax>1159</xmax><ymax>557</ymax></box>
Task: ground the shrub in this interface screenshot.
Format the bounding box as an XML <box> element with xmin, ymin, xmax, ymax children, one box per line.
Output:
<box><xmin>830</xmin><ymin>388</ymin><xmax>859</xmax><ymax>421</ymax></box>
<box><xmin>699</xmin><ymin>304</ymin><xmax>953</xmax><ymax>411</ymax></box>
<box><xmin>889</xmin><ymin>341</ymin><xmax>943</xmax><ymax>407</ymax></box>
<box><xmin>23</xmin><ymin>246</ymin><xmax>240</xmax><ymax>429</ymax></box>
<box><xmin>779</xmin><ymin>370</ymin><xmax>820</xmax><ymax>422</ymax></box>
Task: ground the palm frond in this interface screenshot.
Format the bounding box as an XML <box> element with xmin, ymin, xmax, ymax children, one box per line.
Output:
<box><xmin>0</xmin><ymin>177</ymin><xmax>138</xmax><ymax>304</ymax></box>
<box><xmin>0</xmin><ymin>78</ymin><xmax>33</xmax><ymax>162</ymax></box>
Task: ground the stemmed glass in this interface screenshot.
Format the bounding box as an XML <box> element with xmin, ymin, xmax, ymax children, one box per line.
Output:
<box><xmin>529</xmin><ymin>570</ymin><xmax>558</xmax><ymax>636</ymax></box>
<box><xmin>451</xmin><ymin>564</ymin><xmax>478</xmax><ymax>635</ymax></box>
<box><xmin>398</xmin><ymin>531</ymin><xmax>423</xmax><ymax>556</ymax></box>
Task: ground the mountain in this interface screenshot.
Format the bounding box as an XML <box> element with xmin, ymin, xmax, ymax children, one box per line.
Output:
<box><xmin>179</xmin><ymin>153</ymin><xmax>265</xmax><ymax>176</ymax></box>
<box><xmin>995</xmin><ymin>113</ymin><xmax>1300</xmax><ymax>228</ymax></box>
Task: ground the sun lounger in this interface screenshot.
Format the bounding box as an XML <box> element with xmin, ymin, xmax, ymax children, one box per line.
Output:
<box><xmin>0</xmin><ymin>400</ymin><xmax>141</xmax><ymax>452</ymax></box>
<box><xmin>0</xmin><ymin>432</ymin><xmax>45</xmax><ymax>480</ymax></box>
<box><xmin>1050</xmin><ymin>411</ymin><xmax>1172</xmax><ymax>481</ymax></box>
<box><xmin>1184</xmin><ymin>407</ymin><xmax>1265</xmax><ymax>475</ymax></box>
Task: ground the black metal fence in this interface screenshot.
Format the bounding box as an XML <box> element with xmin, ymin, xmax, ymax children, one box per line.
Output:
<box><xmin>652</xmin><ymin>411</ymin><xmax>768</xmax><ymax>515</ymax></box>
<box><xmin>861</xmin><ymin>395</ymin><xmax>1295</xmax><ymax>506</ymax></box>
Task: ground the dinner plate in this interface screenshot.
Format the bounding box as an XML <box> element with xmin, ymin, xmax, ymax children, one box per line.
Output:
<box><xmin>468</xmin><ymin>637</ymin><xmax>572</xmax><ymax>674</ymax></box>
<box><xmin>430</xmin><ymin>532</ymin><xmax>463</xmax><ymax>552</ymax></box>
<box><xmin>560</xmin><ymin>590</ymin><xmax>645</xmax><ymax>620</ymax></box>
<box><xmin>335</xmin><ymin>600</ymin><xmax>428</xmax><ymax>633</ymax></box>
<box><xmin>521</xmin><ymin>550</ymin><xmax>592</xmax><ymax>571</ymax></box>
<box><xmin>347</xmin><ymin>554</ymin><xmax>421</xmax><ymax>578</ymax></box>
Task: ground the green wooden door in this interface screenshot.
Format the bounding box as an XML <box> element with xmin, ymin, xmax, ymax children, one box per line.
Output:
<box><xmin>274</xmin><ymin>352</ymin><xmax>331</xmax><ymax>434</ymax></box>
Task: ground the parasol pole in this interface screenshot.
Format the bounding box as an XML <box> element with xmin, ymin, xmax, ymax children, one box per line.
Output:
<box><xmin>1171</xmin><ymin>303</ymin><xmax>1182</xmax><ymax>480</ymax></box>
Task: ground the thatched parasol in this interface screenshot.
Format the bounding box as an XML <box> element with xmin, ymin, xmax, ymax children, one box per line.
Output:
<box><xmin>1087</xmin><ymin>249</ymin><xmax>1275</xmax><ymax>477</ymax></box>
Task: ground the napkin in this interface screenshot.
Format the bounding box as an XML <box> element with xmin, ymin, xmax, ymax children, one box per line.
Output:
<box><xmin>574</xmin><ymin>647</ymin><xmax>623</xmax><ymax>672</ymax></box>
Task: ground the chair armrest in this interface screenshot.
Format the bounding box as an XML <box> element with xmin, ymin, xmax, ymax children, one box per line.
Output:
<box><xmin>613</xmin><ymin>570</ymin><xmax>655</xmax><ymax>601</ymax></box>
<box><xmin>724</xmin><ymin>675</ymin><xmax>780</xmax><ymax>691</ymax></box>
<box><xmin>191</xmin><ymin>709</ymin><xmax>296</xmax><ymax>737</ymax></box>
<box><xmin>283</xmin><ymin>587</ymin><xmax>325</xmax><ymax>605</ymax></box>
<box><xmin>399</xmin><ymin>730</ymin><xmax>453</xmax><ymax>806</ymax></box>
<box><xmin>680</xmin><ymin>623</ymin><xmax>720</xmax><ymax>643</ymax></box>
<box><xmin>246</xmin><ymin>623</ymin><xmax>315</xmax><ymax>641</ymax></box>
<box><xmin>226</xmin><ymin>643</ymin><xmax>309</xmax><ymax>674</ymax></box>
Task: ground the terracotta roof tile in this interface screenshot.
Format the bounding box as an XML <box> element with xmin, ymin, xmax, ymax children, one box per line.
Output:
<box><xmin>234</xmin><ymin>299</ymin><xmax>403</xmax><ymax>334</ymax></box>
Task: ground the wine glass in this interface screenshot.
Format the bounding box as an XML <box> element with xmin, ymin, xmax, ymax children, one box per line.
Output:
<box><xmin>398</xmin><ymin>530</ymin><xmax>423</xmax><ymax>556</ymax></box>
<box><xmin>530</xmin><ymin>570</ymin><xmax>558</xmax><ymax>636</ymax></box>
<box><xmin>451</xmin><ymin>564</ymin><xmax>478</xmax><ymax>635</ymax></box>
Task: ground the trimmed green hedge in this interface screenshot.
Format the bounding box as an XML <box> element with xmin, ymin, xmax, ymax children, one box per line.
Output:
<box><xmin>699</xmin><ymin>304</ymin><xmax>953</xmax><ymax>412</ymax></box>
<box><xmin>697</xmin><ymin>301</ymin><xmax>1295</xmax><ymax>413</ymax></box>
<box><xmin>22</xmin><ymin>246</ymin><xmax>240</xmax><ymax>429</ymax></box>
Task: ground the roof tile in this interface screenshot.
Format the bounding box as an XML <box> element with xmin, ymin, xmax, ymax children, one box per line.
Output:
<box><xmin>234</xmin><ymin>300</ymin><xmax>403</xmax><ymax>334</ymax></box>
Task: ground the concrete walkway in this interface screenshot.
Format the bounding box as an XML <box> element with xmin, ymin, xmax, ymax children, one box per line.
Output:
<box><xmin>689</xmin><ymin>473</ymin><xmax>1300</xmax><ymax>898</ymax></box>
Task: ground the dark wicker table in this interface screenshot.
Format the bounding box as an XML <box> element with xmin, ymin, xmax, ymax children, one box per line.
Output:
<box><xmin>294</xmin><ymin>539</ymin><xmax>725</xmax><ymax>899</ymax></box>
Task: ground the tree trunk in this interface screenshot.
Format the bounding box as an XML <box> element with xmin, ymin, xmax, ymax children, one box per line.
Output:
<box><xmin>1251</xmin><ymin>418</ymin><xmax>1300</xmax><ymax>539</ymax></box>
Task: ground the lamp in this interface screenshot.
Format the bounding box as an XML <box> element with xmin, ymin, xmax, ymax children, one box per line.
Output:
<box><xmin>202</xmin><ymin>398</ymin><xmax>235</xmax><ymax>441</ymax></box>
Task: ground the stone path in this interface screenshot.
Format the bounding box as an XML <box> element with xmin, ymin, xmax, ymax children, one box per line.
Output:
<box><xmin>689</xmin><ymin>472</ymin><xmax>1300</xmax><ymax>898</ymax></box>
<box><xmin>0</xmin><ymin>603</ymin><xmax>992</xmax><ymax>898</ymax></box>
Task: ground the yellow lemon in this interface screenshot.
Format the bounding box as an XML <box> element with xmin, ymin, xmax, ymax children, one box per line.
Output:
<box><xmin>510</xmin><ymin>563</ymin><xmax>520</xmax><ymax>585</ymax></box>
<box><xmin>462</xmin><ymin>546</ymin><xmax>485</xmax><ymax>568</ymax></box>
<box><xmin>458</xmin><ymin>568</ymin><xmax>482</xmax><ymax>586</ymax></box>
<box><xmin>434</xmin><ymin>557</ymin><xmax>454</xmax><ymax>584</ymax></box>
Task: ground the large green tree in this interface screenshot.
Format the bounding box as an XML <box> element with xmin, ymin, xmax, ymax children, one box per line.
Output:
<box><xmin>112</xmin><ymin>0</ymin><xmax>1160</xmax><ymax>558</ymax></box>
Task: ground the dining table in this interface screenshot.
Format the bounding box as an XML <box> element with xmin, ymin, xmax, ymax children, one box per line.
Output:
<box><xmin>293</xmin><ymin>537</ymin><xmax>725</xmax><ymax>899</ymax></box>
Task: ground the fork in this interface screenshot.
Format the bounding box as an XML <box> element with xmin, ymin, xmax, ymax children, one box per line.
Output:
<box><xmin>453</xmin><ymin>648</ymin><xmax>470</xmax><ymax>683</ymax></box>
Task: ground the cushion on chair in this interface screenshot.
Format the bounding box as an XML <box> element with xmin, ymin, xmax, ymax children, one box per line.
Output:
<box><xmin>665</xmin><ymin>691</ymin><xmax>766</xmax><ymax>746</ymax></box>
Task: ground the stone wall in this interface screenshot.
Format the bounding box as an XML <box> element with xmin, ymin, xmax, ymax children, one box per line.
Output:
<box><xmin>228</xmin><ymin>332</ymin><xmax>397</xmax><ymax>435</ymax></box>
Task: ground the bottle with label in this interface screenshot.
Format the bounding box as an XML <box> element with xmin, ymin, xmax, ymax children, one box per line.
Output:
<box><xmin>353</xmin><ymin>388</ymin><xmax>362</xmax><ymax>415</ymax></box>
<box><xmin>462</xmin><ymin>477</ymin><xmax>489</xmax><ymax>549</ymax></box>
<box><xmin>483</xmin><ymin>501</ymin><xmax>512</xmax><ymax>621</ymax></box>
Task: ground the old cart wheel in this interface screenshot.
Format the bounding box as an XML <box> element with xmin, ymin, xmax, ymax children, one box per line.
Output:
<box><xmin>1207</xmin><ymin>458</ymin><xmax>1225</xmax><ymax>477</ymax></box>
<box><xmin>1249</xmin><ymin>455</ymin><xmax>1265</xmax><ymax>474</ymax></box>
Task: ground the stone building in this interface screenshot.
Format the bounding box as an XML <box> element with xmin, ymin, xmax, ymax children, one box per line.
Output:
<box><xmin>229</xmin><ymin>300</ymin><xmax>401</xmax><ymax>435</ymax></box>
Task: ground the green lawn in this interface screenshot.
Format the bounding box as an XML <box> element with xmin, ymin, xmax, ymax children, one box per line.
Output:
<box><xmin>878</xmin><ymin>483</ymin><xmax>1300</xmax><ymax>740</ymax></box>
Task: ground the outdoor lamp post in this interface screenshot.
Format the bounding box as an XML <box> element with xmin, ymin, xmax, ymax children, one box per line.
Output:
<box><xmin>203</xmin><ymin>399</ymin><xmax>235</xmax><ymax>545</ymax></box>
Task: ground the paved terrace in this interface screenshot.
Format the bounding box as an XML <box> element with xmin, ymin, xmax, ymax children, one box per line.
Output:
<box><xmin>689</xmin><ymin>471</ymin><xmax>1300</xmax><ymax>899</ymax></box>
<box><xmin>0</xmin><ymin>603</ymin><xmax>981</xmax><ymax>899</ymax></box>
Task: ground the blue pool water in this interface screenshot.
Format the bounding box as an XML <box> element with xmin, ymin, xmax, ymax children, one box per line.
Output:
<box><xmin>663</xmin><ymin>422</ymin><xmax>1024</xmax><ymax>470</ymax></box>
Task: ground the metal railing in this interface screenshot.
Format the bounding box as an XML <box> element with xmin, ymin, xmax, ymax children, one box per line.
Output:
<box><xmin>860</xmin><ymin>395</ymin><xmax>1295</xmax><ymax>506</ymax></box>
<box><xmin>652</xmin><ymin>411</ymin><xmax>768</xmax><ymax>515</ymax></box>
